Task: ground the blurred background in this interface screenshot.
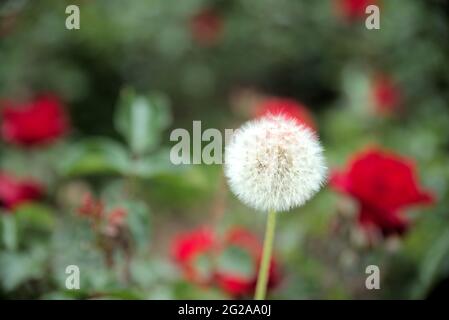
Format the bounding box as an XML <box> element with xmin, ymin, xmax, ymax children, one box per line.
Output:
<box><xmin>0</xmin><ymin>0</ymin><xmax>449</xmax><ymax>299</ymax></box>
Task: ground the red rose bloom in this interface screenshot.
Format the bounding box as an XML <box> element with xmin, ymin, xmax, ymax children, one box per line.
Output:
<box><xmin>336</xmin><ymin>0</ymin><xmax>378</xmax><ymax>20</ymax></box>
<box><xmin>171</xmin><ymin>227</ymin><xmax>280</xmax><ymax>297</ymax></box>
<box><xmin>171</xmin><ymin>227</ymin><xmax>216</xmax><ymax>284</ymax></box>
<box><xmin>215</xmin><ymin>227</ymin><xmax>280</xmax><ymax>297</ymax></box>
<box><xmin>0</xmin><ymin>172</ymin><xmax>44</xmax><ymax>210</ymax></box>
<box><xmin>331</xmin><ymin>148</ymin><xmax>434</xmax><ymax>236</ymax></box>
<box><xmin>1</xmin><ymin>94</ymin><xmax>69</xmax><ymax>147</ymax></box>
<box><xmin>190</xmin><ymin>8</ymin><xmax>223</xmax><ymax>46</ymax></box>
<box><xmin>254</xmin><ymin>97</ymin><xmax>317</xmax><ymax>132</ymax></box>
<box><xmin>371</xmin><ymin>74</ymin><xmax>401</xmax><ymax>115</ymax></box>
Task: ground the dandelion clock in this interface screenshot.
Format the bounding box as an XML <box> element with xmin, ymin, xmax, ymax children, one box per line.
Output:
<box><xmin>224</xmin><ymin>114</ymin><xmax>327</xmax><ymax>299</ymax></box>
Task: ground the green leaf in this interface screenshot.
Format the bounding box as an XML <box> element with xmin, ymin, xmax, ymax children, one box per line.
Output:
<box><xmin>59</xmin><ymin>138</ymin><xmax>129</xmax><ymax>176</ymax></box>
<box><xmin>120</xmin><ymin>201</ymin><xmax>151</xmax><ymax>250</ymax></box>
<box><xmin>341</xmin><ymin>67</ymin><xmax>372</xmax><ymax>117</ymax></box>
<box><xmin>193</xmin><ymin>253</ymin><xmax>214</xmax><ymax>281</ymax></box>
<box><xmin>50</xmin><ymin>216</ymin><xmax>116</xmax><ymax>292</ymax></box>
<box><xmin>128</xmin><ymin>147</ymin><xmax>182</xmax><ymax>178</ymax></box>
<box><xmin>0</xmin><ymin>246</ymin><xmax>48</xmax><ymax>291</ymax></box>
<box><xmin>130</xmin><ymin>259</ymin><xmax>177</xmax><ymax>289</ymax></box>
<box><xmin>14</xmin><ymin>203</ymin><xmax>55</xmax><ymax>232</ymax></box>
<box><xmin>173</xmin><ymin>281</ymin><xmax>228</xmax><ymax>300</ymax></box>
<box><xmin>1</xmin><ymin>215</ymin><xmax>18</xmax><ymax>251</ymax></box>
<box><xmin>145</xmin><ymin>165</ymin><xmax>218</xmax><ymax>206</ymax></box>
<box><xmin>1</xmin><ymin>205</ymin><xmax>55</xmax><ymax>250</ymax></box>
<box><xmin>412</xmin><ymin>229</ymin><xmax>449</xmax><ymax>298</ymax></box>
<box><xmin>114</xmin><ymin>88</ymin><xmax>171</xmax><ymax>155</ymax></box>
<box><xmin>216</xmin><ymin>246</ymin><xmax>255</xmax><ymax>279</ymax></box>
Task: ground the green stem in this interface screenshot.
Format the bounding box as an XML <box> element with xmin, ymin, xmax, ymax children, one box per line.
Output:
<box><xmin>255</xmin><ymin>209</ymin><xmax>277</xmax><ymax>300</ymax></box>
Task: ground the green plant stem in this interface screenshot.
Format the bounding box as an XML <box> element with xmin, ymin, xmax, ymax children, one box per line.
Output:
<box><xmin>255</xmin><ymin>209</ymin><xmax>277</xmax><ymax>300</ymax></box>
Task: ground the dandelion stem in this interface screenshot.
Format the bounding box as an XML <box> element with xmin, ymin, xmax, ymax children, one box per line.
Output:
<box><xmin>255</xmin><ymin>209</ymin><xmax>277</xmax><ymax>300</ymax></box>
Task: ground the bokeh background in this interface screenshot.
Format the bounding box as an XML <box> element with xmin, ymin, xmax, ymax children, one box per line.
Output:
<box><xmin>0</xmin><ymin>0</ymin><xmax>449</xmax><ymax>299</ymax></box>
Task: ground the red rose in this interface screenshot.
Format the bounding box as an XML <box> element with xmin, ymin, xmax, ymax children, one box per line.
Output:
<box><xmin>336</xmin><ymin>0</ymin><xmax>378</xmax><ymax>20</ymax></box>
<box><xmin>215</xmin><ymin>227</ymin><xmax>280</xmax><ymax>297</ymax></box>
<box><xmin>1</xmin><ymin>94</ymin><xmax>69</xmax><ymax>147</ymax></box>
<box><xmin>371</xmin><ymin>74</ymin><xmax>401</xmax><ymax>115</ymax></box>
<box><xmin>171</xmin><ymin>227</ymin><xmax>280</xmax><ymax>297</ymax></box>
<box><xmin>0</xmin><ymin>172</ymin><xmax>44</xmax><ymax>210</ymax></box>
<box><xmin>171</xmin><ymin>227</ymin><xmax>216</xmax><ymax>284</ymax></box>
<box><xmin>254</xmin><ymin>97</ymin><xmax>317</xmax><ymax>132</ymax></box>
<box><xmin>190</xmin><ymin>8</ymin><xmax>223</xmax><ymax>46</ymax></box>
<box><xmin>331</xmin><ymin>148</ymin><xmax>434</xmax><ymax>236</ymax></box>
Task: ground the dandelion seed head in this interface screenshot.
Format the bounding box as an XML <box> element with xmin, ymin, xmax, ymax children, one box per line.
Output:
<box><xmin>225</xmin><ymin>115</ymin><xmax>327</xmax><ymax>212</ymax></box>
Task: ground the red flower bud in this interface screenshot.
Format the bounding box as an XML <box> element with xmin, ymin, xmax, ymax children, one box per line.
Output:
<box><xmin>78</xmin><ymin>193</ymin><xmax>104</xmax><ymax>219</ymax></box>
<box><xmin>190</xmin><ymin>8</ymin><xmax>223</xmax><ymax>46</ymax></box>
<box><xmin>371</xmin><ymin>74</ymin><xmax>402</xmax><ymax>116</ymax></box>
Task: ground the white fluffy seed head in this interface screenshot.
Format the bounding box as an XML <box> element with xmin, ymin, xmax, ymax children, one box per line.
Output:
<box><xmin>224</xmin><ymin>115</ymin><xmax>327</xmax><ymax>212</ymax></box>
